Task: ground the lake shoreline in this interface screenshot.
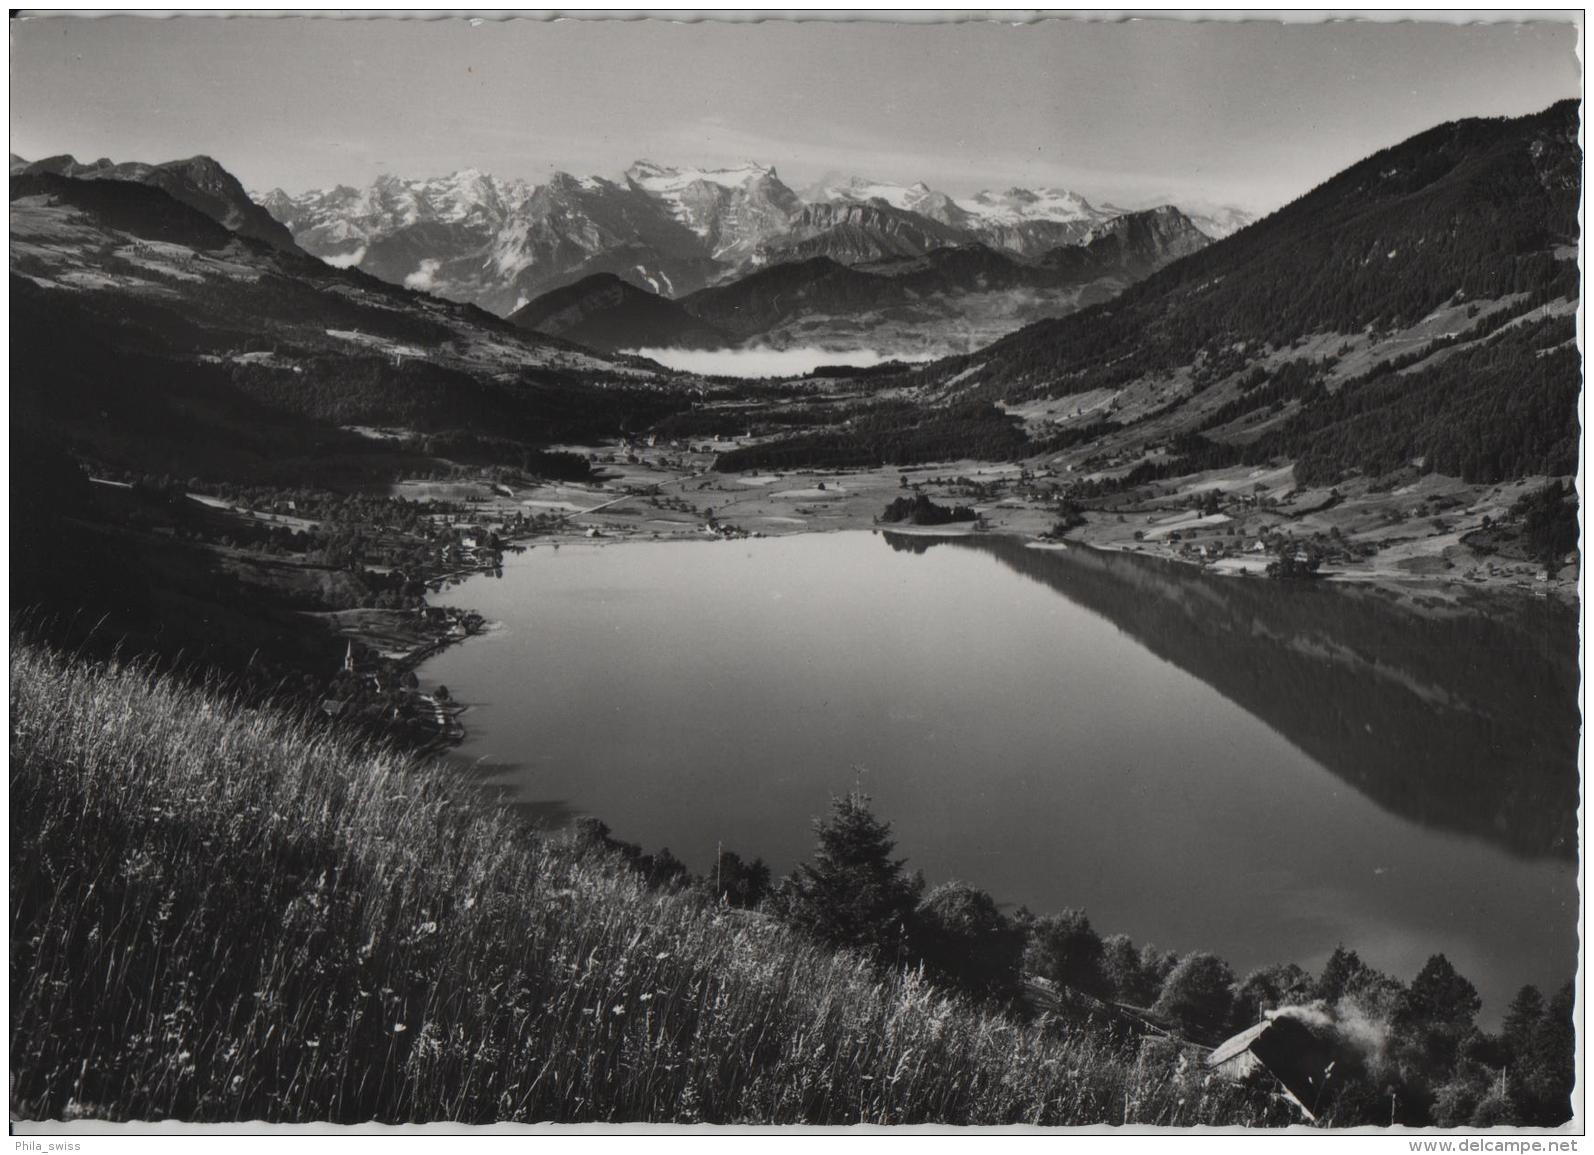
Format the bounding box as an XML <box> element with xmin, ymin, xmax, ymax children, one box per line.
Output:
<box><xmin>412</xmin><ymin>524</ymin><xmax>1578</xmax><ymax>1031</ymax></box>
<box><xmin>375</xmin><ymin>434</ymin><xmax>1577</xmax><ymax>760</ymax></box>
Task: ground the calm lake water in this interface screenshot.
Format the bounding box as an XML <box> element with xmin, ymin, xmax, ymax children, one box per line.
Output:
<box><xmin>422</xmin><ymin>531</ymin><xmax>1579</xmax><ymax>1024</ymax></box>
<box><xmin>621</xmin><ymin>346</ymin><xmax>935</xmax><ymax>377</ymax></box>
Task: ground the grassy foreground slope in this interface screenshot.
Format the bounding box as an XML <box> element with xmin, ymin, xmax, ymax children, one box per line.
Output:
<box><xmin>9</xmin><ymin>639</ymin><xmax>1285</xmax><ymax>1126</ymax></box>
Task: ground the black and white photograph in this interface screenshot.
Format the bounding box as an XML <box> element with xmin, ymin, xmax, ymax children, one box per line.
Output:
<box><xmin>7</xmin><ymin>9</ymin><xmax>1585</xmax><ymax>1138</ymax></box>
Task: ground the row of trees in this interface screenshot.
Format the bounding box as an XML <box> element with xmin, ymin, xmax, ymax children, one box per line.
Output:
<box><xmin>713</xmin><ymin>399</ymin><xmax>1032</xmax><ymax>472</ymax></box>
<box><xmin>878</xmin><ymin>494</ymin><xmax>977</xmax><ymax>526</ymax></box>
<box><xmin>642</xmin><ymin>791</ymin><xmax>1575</xmax><ymax>1129</ymax></box>
<box><xmin>1512</xmin><ymin>480</ymin><xmax>1579</xmax><ymax>566</ymax></box>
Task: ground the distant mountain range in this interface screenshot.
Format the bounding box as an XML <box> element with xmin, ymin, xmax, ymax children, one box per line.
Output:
<box><xmin>509</xmin><ymin>205</ymin><xmax>1212</xmax><ymax>356</ymax></box>
<box><xmin>10</xmin><ymin>148</ymin><xmax>1253</xmax><ymax>358</ymax></box>
<box><xmin>10</xmin><ymin>159</ymin><xmax>680</xmax><ymax>485</ymax></box>
<box><xmin>10</xmin><ymin>100</ymin><xmax>1578</xmax><ymax>526</ymax></box>
<box><xmin>249</xmin><ymin>160</ymin><xmax>1254</xmax><ymax>320</ymax></box>
<box><xmin>12</xmin><ymin>152</ymin><xmax>300</xmax><ymax>252</ymax></box>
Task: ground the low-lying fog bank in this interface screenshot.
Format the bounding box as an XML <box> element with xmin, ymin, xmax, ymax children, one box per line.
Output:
<box><xmin>623</xmin><ymin>345</ymin><xmax>936</xmax><ymax>378</ymax></box>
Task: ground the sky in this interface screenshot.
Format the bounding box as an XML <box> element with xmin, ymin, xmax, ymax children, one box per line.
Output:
<box><xmin>9</xmin><ymin>13</ymin><xmax>1583</xmax><ymax>214</ymax></box>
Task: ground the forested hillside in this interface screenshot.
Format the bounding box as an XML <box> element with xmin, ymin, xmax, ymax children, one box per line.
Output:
<box><xmin>941</xmin><ymin>99</ymin><xmax>1578</xmax><ymax>396</ymax></box>
<box><xmin>11</xmin><ymin>168</ymin><xmax>691</xmax><ymax>483</ymax></box>
<box><xmin>724</xmin><ymin>101</ymin><xmax>1580</xmax><ymax>483</ymax></box>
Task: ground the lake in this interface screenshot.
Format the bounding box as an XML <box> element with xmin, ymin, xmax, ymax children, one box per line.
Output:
<box><xmin>622</xmin><ymin>346</ymin><xmax>935</xmax><ymax>378</ymax></box>
<box><xmin>421</xmin><ymin>531</ymin><xmax>1579</xmax><ymax>1024</ymax></box>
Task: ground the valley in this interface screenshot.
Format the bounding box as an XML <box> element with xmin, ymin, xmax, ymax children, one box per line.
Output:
<box><xmin>418</xmin><ymin>434</ymin><xmax>1572</xmax><ymax>604</ymax></box>
<box><xmin>12</xmin><ymin>97</ymin><xmax>1580</xmax><ymax>751</ymax></box>
<box><xmin>8</xmin><ymin>48</ymin><xmax>1582</xmax><ymax>1131</ymax></box>
<box><xmin>12</xmin><ymin>92</ymin><xmax>1580</xmax><ymax>746</ymax></box>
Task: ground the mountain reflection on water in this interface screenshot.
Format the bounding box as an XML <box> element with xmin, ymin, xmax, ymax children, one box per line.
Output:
<box><xmin>421</xmin><ymin>530</ymin><xmax>1577</xmax><ymax>1018</ymax></box>
<box><xmin>890</xmin><ymin>533</ymin><xmax>1579</xmax><ymax>862</ymax></box>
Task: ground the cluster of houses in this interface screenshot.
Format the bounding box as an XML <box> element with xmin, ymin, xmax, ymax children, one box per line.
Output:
<box><xmin>701</xmin><ymin>520</ymin><xmax>758</xmax><ymax>540</ymax></box>
<box><xmin>618</xmin><ymin>433</ymin><xmax>688</xmax><ymax>452</ymax></box>
<box><xmin>1173</xmin><ymin>537</ymin><xmax>1272</xmax><ymax>564</ymax></box>
<box><xmin>417</xmin><ymin>604</ymin><xmax>486</xmax><ymax>640</ymax></box>
<box><xmin>436</xmin><ymin>526</ymin><xmax>503</xmax><ymax>569</ymax></box>
<box><xmin>319</xmin><ymin>606</ymin><xmax>481</xmax><ymax>745</ymax></box>
<box><xmin>613</xmin><ymin>433</ymin><xmax>746</xmax><ymax>461</ymax></box>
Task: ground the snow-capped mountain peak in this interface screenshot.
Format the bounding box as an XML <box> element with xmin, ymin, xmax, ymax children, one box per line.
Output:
<box><xmin>1099</xmin><ymin>197</ymin><xmax>1257</xmax><ymax>239</ymax></box>
<box><xmin>620</xmin><ymin>160</ymin><xmax>800</xmax><ymax>257</ymax></box>
<box><xmin>805</xmin><ymin>174</ymin><xmax>939</xmax><ymax>213</ymax></box>
<box><xmin>1181</xmin><ymin>204</ymin><xmax>1257</xmax><ymax>240</ymax></box>
<box><xmin>625</xmin><ymin>159</ymin><xmax>777</xmax><ymax>194</ymax></box>
<box><xmin>798</xmin><ymin>175</ymin><xmax>980</xmax><ymax>230</ymax></box>
<box><xmin>955</xmin><ymin>186</ymin><xmax>1111</xmax><ymax>227</ymax></box>
<box><xmin>254</xmin><ymin>158</ymin><xmax>1234</xmax><ymax>315</ymax></box>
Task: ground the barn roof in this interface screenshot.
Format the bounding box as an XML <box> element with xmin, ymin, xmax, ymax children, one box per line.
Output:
<box><xmin>1208</xmin><ymin>1020</ymin><xmax>1271</xmax><ymax>1066</ymax></box>
<box><xmin>1206</xmin><ymin>1014</ymin><xmax>1347</xmax><ymax>1123</ymax></box>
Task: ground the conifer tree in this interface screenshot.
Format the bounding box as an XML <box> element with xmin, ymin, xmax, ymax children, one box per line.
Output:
<box><xmin>1392</xmin><ymin>954</ymin><xmax>1481</xmax><ymax>1072</ymax></box>
<box><xmin>1316</xmin><ymin>945</ymin><xmax>1373</xmax><ymax>1004</ymax></box>
<box><xmin>783</xmin><ymin>791</ymin><xmax>923</xmax><ymax>965</ymax></box>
